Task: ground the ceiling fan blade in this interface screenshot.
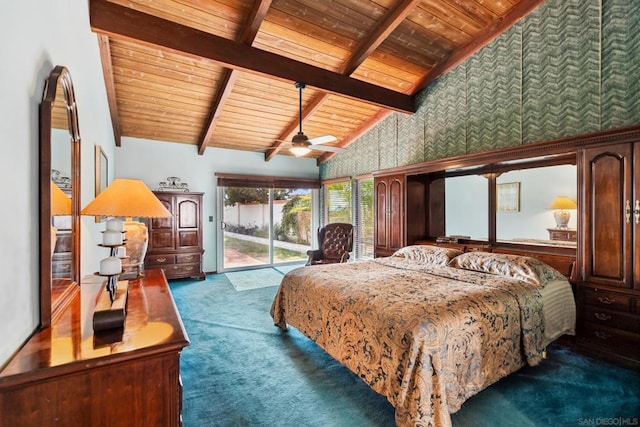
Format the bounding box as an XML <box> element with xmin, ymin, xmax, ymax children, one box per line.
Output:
<box><xmin>308</xmin><ymin>135</ymin><xmax>337</xmax><ymax>145</ymax></box>
<box><xmin>310</xmin><ymin>144</ymin><xmax>344</xmax><ymax>153</ymax></box>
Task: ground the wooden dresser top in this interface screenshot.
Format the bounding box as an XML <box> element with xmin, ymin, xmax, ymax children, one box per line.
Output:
<box><xmin>0</xmin><ymin>268</ymin><xmax>189</xmax><ymax>386</ymax></box>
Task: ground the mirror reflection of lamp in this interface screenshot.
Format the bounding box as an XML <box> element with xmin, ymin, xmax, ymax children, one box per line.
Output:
<box><xmin>81</xmin><ymin>178</ymin><xmax>172</xmax><ymax>278</ymax></box>
<box><xmin>51</xmin><ymin>181</ymin><xmax>72</xmax><ymax>255</ymax></box>
<box><xmin>547</xmin><ymin>196</ymin><xmax>577</xmax><ymax>229</ymax></box>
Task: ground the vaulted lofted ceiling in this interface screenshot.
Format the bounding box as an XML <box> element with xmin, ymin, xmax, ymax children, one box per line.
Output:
<box><xmin>90</xmin><ymin>0</ymin><xmax>545</xmax><ymax>163</ymax></box>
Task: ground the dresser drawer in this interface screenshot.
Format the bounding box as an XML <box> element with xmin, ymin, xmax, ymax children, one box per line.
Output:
<box><xmin>176</xmin><ymin>253</ymin><xmax>201</xmax><ymax>264</ymax></box>
<box><xmin>52</xmin><ymin>259</ymin><xmax>72</xmax><ymax>277</ymax></box>
<box><xmin>583</xmin><ymin>322</ymin><xmax>640</xmax><ymax>351</ymax></box>
<box><xmin>164</xmin><ymin>263</ymin><xmax>200</xmax><ymax>278</ymax></box>
<box><xmin>146</xmin><ymin>254</ymin><xmax>177</xmax><ymax>266</ymax></box>
<box><xmin>547</xmin><ymin>228</ymin><xmax>577</xmax><ymax>241</ymax></box>
<box><xmin>583</xmin><ymin>306</ymin><xmax>640</xmax><ymax>333</ymax></box>
<box><xmin>582</xmin><ymin>289</ymin><xmax>632</xmax><ymax>313</ymax></box>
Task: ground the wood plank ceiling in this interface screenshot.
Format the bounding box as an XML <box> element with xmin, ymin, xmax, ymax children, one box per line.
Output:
<box><xmin>90</xmin><ymin>0</ymin><xmax>545</xmax><ymax>163</ymax></box>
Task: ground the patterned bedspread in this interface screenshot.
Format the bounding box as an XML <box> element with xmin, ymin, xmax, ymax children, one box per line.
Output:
<box><xmin>270</xmin><ymin>257</ymin><xmax>546</xmax><ymax>427</ymax></box>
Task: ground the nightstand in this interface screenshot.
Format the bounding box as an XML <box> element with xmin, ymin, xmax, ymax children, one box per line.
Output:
<box><xmin>547</xmin><ymin>228</ymin><xmax>577</xmax><ymax>242</ymax></box>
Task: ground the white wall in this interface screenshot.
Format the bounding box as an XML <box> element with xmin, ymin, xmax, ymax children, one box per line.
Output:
<box><xmin>114</xmin><ymin>137</ymin><xmax>318</xmax><ymax>272</ymax></box>
<box><xmin>0</xmin><ymin>0</ymin><xmax>116</xmax><ymax>365</ymax></box>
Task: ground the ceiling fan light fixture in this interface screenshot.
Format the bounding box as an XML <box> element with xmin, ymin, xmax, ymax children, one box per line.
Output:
<box><xmin>290</xmin><ymin>141</ymin><xmax>311</xmax><ymax>157</ymax></box>
<box><xmin>292</xmin><ymin>131</ymin><xmax>309</xmax><ymax>144</ymax></box>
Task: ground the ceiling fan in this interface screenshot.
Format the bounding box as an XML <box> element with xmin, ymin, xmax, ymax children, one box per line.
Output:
<box><xmin>276</xmin><ymin>82</ymin><xmax>344</xmax><ymax>157</ymax></box>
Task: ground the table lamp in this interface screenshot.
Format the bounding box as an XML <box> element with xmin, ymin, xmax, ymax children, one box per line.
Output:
<box><xmin>81</xmin><ymin>178</ymin><xmax>172</xmax><ymax>331</ymax></box>
<box><xmin>81</xmin><ymin>178</ymin><xmax>172</xmax><ymax>278</ymax></box>
<box><xmin>547</xmin><ymin>195</ymin><xmax>577</xmax><ymax>229</ymax></box>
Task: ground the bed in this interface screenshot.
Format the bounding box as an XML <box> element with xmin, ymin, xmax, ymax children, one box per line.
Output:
<box><xmin>270</xmin><ymin>245</ymin><xmax>576</xmax><ymax>427</ymax></box>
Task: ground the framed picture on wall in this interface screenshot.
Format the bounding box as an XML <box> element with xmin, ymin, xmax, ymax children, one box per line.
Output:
<box><xmin>497</xmin><ymin>182</ymin><xmax>520</xmax><ymax>213</ymax></box>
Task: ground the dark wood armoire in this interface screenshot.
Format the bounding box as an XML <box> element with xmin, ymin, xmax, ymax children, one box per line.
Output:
<box><xmin>577</xmin><ymin>141</ymin><xmax>640</xmax><ymax>368</ymax></box>
<box><xmin>145</xmin><ymin>191</ymin><xmax>206</xmax><ymax>280</ymax></box>
<box><xmin>374</xmin><ymin>174</ymin><xmax>405</xmax><ymax>257</ymax></box>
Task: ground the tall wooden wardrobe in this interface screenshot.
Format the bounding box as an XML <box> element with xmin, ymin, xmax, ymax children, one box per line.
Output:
<box><xmin>145</xmin><ymin>191</ymin><xmax>206</xmax><ymax>280</ymax></box>
<box><xmin>374</xmin><ymin>174</ymin><xmax>405</xmax><ymax>257</ymax></box>
<box><xmin>578</xmin><ymin>141</ymin><xmax>640</xmax><ymax>368</ymax></box>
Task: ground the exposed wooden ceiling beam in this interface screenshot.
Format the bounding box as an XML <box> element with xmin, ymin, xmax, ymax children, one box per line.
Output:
<box><xmin>264</xmin><ymin>0</ymin><xmax>422</xmax><ymax>161</ymax></box>
<box><xmin>89</xmin><ymin>0</ymin><xmax>415</xmax><ymax>114</ymax></box>
<box><xmin>197</xmin><ymin>70</ymin><xmax>239</xmax><ymax>155</ymax></box>
<box><xmin>412</xmin><ymin>0</ymin><xmax>547</xmax><ymax>93</ymax></box>
<box><xmin>197</xmin><ymin>0</ymin><xmax>272</xmax><ymax>155</ymax></box>
<box><xmin>342</xmin><ymin>0</ymin><xmax>423</xmax><ymax>76</ymax></box>
<box><xmin>239</xmin><ymin>0</ymin><xmax>273</xmax><ymax>45</ymax></box>
<box><xmin>97</xmin><ymin>35</ymin><xmax>121</xmax><ymax>146</ymax></box>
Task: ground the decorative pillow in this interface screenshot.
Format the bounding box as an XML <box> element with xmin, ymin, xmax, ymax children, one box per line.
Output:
<box><xmin>391</xmin><ymin>245</ymin><xmax>463</xmax><ymax>267</ymax></box>
<box><xmin>447</xmin><ymin>251</ymin><xmax>566</xmax><ymax>286</ymax></box>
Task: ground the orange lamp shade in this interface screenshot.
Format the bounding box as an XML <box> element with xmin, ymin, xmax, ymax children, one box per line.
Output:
<box><xmin>81</xmin><ymin>178</ymin><xmax>172</xmax><ymax>218</ymax></box>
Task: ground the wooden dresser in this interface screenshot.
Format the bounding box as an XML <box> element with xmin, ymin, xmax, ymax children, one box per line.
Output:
<box><xmin>145</xmin><ymin>191</ymin><xmax>206</xmax><ymax>280</ymax></box>
<box><xmin>0</xmin><ymin>269</ymin><xmax>190</xmax><ymax>426</ymax></box>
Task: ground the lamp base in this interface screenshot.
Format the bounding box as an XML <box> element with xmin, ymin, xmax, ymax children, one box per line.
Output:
<box><xmin>93</xmin><ymin>280</ymin><xmax>129</xmax><ymax>332</ymax></box>
<box><xmin>553</xmin><ymin>210</ymin><xmax>571</xmax><ymax>229</ymax></box>
<box><xmin>124</xmin><ymin>219</ymin><xmax>149</xmax><ymax>278</ymax></box>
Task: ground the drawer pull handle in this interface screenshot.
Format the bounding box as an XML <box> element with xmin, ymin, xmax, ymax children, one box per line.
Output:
<box><xmin>594</xmin><ymin>312</ymin><xmax>611</xmax><ymax>321</ymax></box>
<box><xmin>157</xmin><ymin>257</ymin><xmax>167</xmax><ymax>263</ymax></box>
<box><xmin>626</xmin><ymin>200</ymin><xmax>631</xmax><ymax>223</ymax></box>
<box><xmin>185</xmin><ymin>256</ymin><xmax>194</xmax><ymax>261</ymax></box>
<box><xmin>185</xmin><ymin>266</ymin><xmax>194</xmax><ymax>271</ymax></box>
<box><xmin>60</xmin><ymin>265</ymin><xmax>70</xmax><ymax>271</ymax></box>
<box><xmin>597</xmin><ymin>297</ymin><xmax>614</xmax><ymax>305</ymax></box>
<box><xmin>635</xmin><ymin>200</ymin><xmax>640</xmax><ymax>224</ymax></box>
<box><xmin>594</xmin><ymin>331</ymin><xmax>611</xmax><ymax>340</ymax></box>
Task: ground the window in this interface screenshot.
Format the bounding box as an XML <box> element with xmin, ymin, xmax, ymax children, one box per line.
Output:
<box><xmin>355</xmin><ymin>176</ymin><xmax>374</xmax><ymax>258</ymax></box>
<box><xmin>324</xmin><ymin>180</ymin><xmax>352</xmax><ymax>224</ymax></box>
<box><xmin>322</xmin><ymin>177</ymin><xmax>374</xmax><ymax>260</ymax></box>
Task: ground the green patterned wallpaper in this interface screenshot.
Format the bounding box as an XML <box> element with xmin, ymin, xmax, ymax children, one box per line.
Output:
<box><xmin>602</xmin><ymin>0</ymin><xmax>640</xmax><ymax>129</ymax></box>
<box><xmin>321</xmin><ymin>0</ymin><xmax>640</xmax><ymax>180</ymax></box>
<box><xmin>522</xmin><ymin>0</ymin><xmax>601</xmax><ymax>142</ymax></box>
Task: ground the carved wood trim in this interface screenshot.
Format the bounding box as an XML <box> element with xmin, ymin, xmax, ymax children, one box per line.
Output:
<box><xmin>373</xmin><ymin>125</ymin><xmax>640</xmax><ymax>177</ymax></box>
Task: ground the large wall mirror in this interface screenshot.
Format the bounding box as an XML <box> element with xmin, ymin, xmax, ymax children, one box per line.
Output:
<box><xmin>40</xmin><ymin>66</ymin><xmax>81</xmax><ymax>328</ymax></box>
<box><xmin>442</xmin><ymin>154</ymin><xmax>577</xmax><ymax>247</ymax></box>
<box><xmin>495</xmin><ymin>164</ymin><xmax>577</xmax><ymax>245</ymax></box>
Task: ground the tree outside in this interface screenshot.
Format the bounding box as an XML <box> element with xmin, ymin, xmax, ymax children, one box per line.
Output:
<box><xmin>326</xmin><ymin>181</ymin><xmax>352</xmax><ymax>223</ymax></box>
<box><xmin>278</xmin><ymin>194</ymin><xmax>312</xmax><ymax>244</ymax></box>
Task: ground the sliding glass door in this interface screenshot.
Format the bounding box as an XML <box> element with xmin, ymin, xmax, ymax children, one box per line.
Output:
<box><xmin>220</xmin><ymin>186</ymin><xmax>271</xmax><ymax>270</ymax></box>
<box><xmin>218</xmin><ymin>186</ymin><xmax>314</xmax><ymax>271</ymax></box>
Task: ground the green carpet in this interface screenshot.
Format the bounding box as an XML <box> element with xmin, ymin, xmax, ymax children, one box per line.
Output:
<box><xmin>170</xmin><ymin>273</ymin><xmax>640</xmax><ymax>426</ymax></box>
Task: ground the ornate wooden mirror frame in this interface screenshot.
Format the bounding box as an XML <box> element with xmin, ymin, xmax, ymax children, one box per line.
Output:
<box><xmin>40</xmin><ymin>66</ymin><xmax>81</xmax><ymax>328</ymax></box>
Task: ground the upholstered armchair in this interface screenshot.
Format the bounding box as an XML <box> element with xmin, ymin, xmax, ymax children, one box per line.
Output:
<box><xmin>306</xmin><ymin>223</ymin><xmax>354</xmax><ymax>266</ymax></box>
